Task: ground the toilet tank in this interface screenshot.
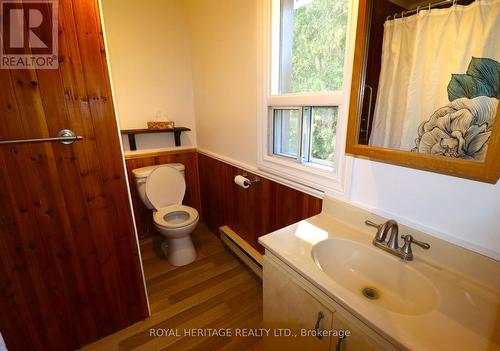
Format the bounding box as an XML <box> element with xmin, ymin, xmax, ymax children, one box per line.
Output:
<box><xmin>132</xmin><ymin>163</ymin><xmax>185</xmax><ymax>210</ymax></box>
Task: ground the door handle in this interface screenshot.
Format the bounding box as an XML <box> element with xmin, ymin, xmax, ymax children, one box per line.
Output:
<box><xmin>0</xmin><ymin>129</ymin><xmax>83</xmax><ymax>145</ymax></box>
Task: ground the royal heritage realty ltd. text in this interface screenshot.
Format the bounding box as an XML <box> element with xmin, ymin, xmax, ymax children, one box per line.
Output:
<box><xmin>149</xmin><ymin>328</ymin><xmax>351</xmax><ymax>338</ymax></box>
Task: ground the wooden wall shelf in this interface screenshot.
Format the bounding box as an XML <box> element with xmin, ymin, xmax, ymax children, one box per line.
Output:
<box><xmin>120</xmin><ymin>127</ymin><xmax>191</xmax><ymax>150</ymax></box>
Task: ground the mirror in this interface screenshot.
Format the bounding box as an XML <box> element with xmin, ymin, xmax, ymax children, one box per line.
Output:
<box><xmin>346</xmin><ymin>0</ymin><xmax>500</xmax><ymax>183</ymax></box>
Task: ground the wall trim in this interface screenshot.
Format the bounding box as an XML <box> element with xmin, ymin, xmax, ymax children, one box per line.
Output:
<box><xmin>124</xmin><ymin>147</ymin><xmax>327</xmax><ymax>198</ymax></box>
<box><xmin>124</xmin><ymin>147</ymin><xmax>197</xmax><ymax>160</ymax></box>
<box><xmin>197</xmin><ymin>148</ymin><xmax>324</xmax><ymax>199</ymax></box>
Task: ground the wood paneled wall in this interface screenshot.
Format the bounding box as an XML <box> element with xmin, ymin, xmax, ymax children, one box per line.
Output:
<box><xmin>124</xmin><ymin>149</ymin><xmax>201</xmax><ymax>238</ymax></box>
<box><xmin>198</xmin><ymin>153</ymin><xmax>322</xmax><ymax>253</ymax></box>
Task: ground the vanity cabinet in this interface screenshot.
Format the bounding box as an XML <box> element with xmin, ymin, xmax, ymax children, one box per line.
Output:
<box><xmin>263</xmin><ymin>255</ymin><xmax>399</xmax><ymax>351</ymax></box>
<box><xmin>263</xmin><ymin>255</ymin><xmax>333</xmax><ymax>351</ymax></box>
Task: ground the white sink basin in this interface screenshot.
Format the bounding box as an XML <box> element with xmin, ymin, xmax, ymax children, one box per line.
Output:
<box><xmin>312</xmin><ymin>238</ymin><xmax>438</xmax><ymax>315</ymax></box>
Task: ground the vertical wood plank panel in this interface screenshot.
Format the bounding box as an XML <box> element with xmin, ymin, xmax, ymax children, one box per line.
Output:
<box><xmin>197</xmin><ymin>153</ymin><xmax>322</xmax><ymax>253</ymax></box>
<box><xmin>0</xmin><ymin>0</ymin><xmax>148</xmax><ymax>350</ymax></box>
<box><xmin>72</xmin><ymin>0</ymin><xmax>149</xmax><ymax>323</ymax></box>
<box><xmin>58</xmin><ymin>0</ymin><xmax>127</xmax><ymax>337</ymax></box>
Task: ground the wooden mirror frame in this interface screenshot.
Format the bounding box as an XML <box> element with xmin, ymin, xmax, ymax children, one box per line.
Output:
<box><xmin>345</xmin><ymin>0</ymin><xmax>500</xmax><ymax>183</ymax></box>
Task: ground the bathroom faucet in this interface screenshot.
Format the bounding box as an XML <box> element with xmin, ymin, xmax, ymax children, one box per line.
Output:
<box><xmin>365</xmin><ymin>220</ymin><xmax>430</xmax><ymax>260</ymax></box>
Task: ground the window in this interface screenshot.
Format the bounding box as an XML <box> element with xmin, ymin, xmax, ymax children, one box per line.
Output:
<box><xmin>272</xmin><ymin>106</ymin><xmax>338</xmax><ymax>167</ymax></box>
<box><xmin>273</xmin><ymin>108</ymin><xmax>301</xmax><ymax>158</ymax></box>
<box><xmin>258</xmin><ymin>0</ymin><xmax>354</xmax><ymax>193</ymax></box>
<box><xmin>274</xmin><ymin>0</ymin><xmax>349</xmax><ymax>95</ymax></box>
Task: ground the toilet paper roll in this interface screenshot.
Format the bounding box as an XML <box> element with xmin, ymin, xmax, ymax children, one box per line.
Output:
<box><xmin>234</xmin><ymin>175</ymin><xmax>250</xmax><ymax>189</ymax></box>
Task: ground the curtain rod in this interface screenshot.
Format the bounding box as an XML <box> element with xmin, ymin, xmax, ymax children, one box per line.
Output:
<box><xmin>388</xmin><ymin>0</ymin><xmax>457</xmax><ymax>20</ymax></box>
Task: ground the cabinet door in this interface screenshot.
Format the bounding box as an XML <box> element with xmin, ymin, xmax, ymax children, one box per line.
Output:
<box><xmin>263</xmin><ymin>258</ymin><xmax>333</xmax><ymax>351</ymax></box>
<box><xmin>331</xmin><ymin>311</ymin><xmax>395</xmax><ymax>351</ymax></box>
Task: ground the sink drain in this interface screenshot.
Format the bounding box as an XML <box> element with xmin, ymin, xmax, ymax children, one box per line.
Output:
<box><xmin>362</xmin><ymin>287</ymin><xmax>380</xmax><ymax>300</ymax></box>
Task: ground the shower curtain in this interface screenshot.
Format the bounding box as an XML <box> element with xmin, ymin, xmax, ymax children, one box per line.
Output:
<box><xmin>369</xmin><ymin>0</ymin><xmax>500</xmax><ymax>160</ymax></box>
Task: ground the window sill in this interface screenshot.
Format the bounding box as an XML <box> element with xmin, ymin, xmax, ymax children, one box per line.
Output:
<box><xmin>258</xmin><ymin>153</ymin><xmax>349</xmax><ymax>196</ymax></box>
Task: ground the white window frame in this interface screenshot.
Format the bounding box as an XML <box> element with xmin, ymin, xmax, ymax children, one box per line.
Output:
<box><xmin>256</xmin><ymin>0</ymin><xmax>358</xmax><ymax>197</ymax></box>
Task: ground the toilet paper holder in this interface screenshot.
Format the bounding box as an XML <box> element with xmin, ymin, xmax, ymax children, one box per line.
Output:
<box><xmin>241</xmin><ymin>172</ymin><xmax>261</xmax><ymax>186</ymax></box>
<box><xmin>241</xmin><ymin>172</ymin><xmax>260</xmax><ymax>184</ymax></box>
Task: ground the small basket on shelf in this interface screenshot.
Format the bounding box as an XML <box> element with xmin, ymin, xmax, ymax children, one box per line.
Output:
<box><xmin>147</xmin><ymin>121</ymin><xmax>175</xmax><ymax>130</ymax></box>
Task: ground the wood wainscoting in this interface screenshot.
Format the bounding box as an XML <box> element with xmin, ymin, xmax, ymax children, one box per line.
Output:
<box><xmin>124</xmin><ymin>149</ymin><xmax>202</xmax><ymax>238</ymax></box>
<box><xmin>198</xmin><ymin>153</ymin><xmax>322</xmax><ymax>253</ymax></box>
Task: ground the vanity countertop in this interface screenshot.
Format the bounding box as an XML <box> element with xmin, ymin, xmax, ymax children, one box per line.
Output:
<box><xmin>259</xmin><ymin>199</ymin><xmax>500</xmax><ymax>351</ymax></box>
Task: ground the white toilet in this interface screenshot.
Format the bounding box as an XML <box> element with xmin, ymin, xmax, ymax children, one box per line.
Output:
<box><xmin>132</xmin><ymin>163</ymin><xmax>199</xmax><ymax>266</ymax></box>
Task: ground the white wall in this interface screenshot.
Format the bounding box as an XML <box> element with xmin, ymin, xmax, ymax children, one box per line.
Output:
<box><xmin>101</xmin><ymin>0</ymin><xmax>197</xmax><ymax>150</ymax></box>
<box><xmin>184</xmin><ymin>0</ymin><xmax>258</xmax><ymax>165</ymax></box>
<box><xmin>182</xmin><ymin>0</ymin><xmax>500</xmax><ymax>259</ymax></box>
<box><xmin>351</xmin><ymin>159</ymin><xmax>500</xmax><ymax>259</ymax></box>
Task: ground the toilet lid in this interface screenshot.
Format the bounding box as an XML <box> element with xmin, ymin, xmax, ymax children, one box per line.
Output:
<box><xmin>145</xmin><ymin>165</ymin><xmax>186</xmax><ymax>210</ymax></box>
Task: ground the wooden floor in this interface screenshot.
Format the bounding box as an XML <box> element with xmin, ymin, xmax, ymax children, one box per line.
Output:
<box><xmin>82</xmin><ymin>224</ymin><xmax>263</xmax><ymax>351</ymax></box>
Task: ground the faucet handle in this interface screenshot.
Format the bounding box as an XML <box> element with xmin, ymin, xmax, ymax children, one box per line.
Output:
<box><xmin>365</xmin><ymin>220</ymin><xmax>381</xmax><ymax>228</ymax></box>
<box><xmin>401</xmin><ymin>235</ymin><xmax>430</xmax><ymax>249</ymax></box>
<box><xmin>400</xmin><ymin>235</ymin><xmax>430</xmax><ymax>261</ymax></box>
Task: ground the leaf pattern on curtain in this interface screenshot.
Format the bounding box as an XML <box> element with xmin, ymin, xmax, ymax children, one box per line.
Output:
<box><xmin>448</xmin><ymin>57</ymin><xmax>500</xmax><ymax>100</ymax></box>
<box><xmin>413</xmin><ymin>57</ymin><xmax>499</xmax><ymax>160</ymax></box>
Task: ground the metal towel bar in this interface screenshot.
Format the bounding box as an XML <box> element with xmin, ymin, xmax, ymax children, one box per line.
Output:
<box><xmin>0</xmin><ymin>129</ymin><xmax>83</xmax><ymax>145</ymax></box>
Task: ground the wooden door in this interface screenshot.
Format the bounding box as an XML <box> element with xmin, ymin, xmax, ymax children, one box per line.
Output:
<box><xmin>263</xmin><ymin>257</ymin><xmax>333</xmax><ymax>351</ymax></box>
<box><xmin>0</xmin><ymin>0</ymin><xmax>148</xmax><ymax>350</ymax></box>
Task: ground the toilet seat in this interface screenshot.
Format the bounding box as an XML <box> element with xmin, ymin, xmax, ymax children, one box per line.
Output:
<box><xmin>153</xmin><ymin>204</ymin><xmax>199</xmax><ymax>229</ymax></box>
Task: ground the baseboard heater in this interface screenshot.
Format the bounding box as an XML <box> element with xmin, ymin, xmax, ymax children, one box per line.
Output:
<box><xmin>219</xmin><ymin>226</ymin><xmax>263</xmax><ymax>279</ymax></box>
